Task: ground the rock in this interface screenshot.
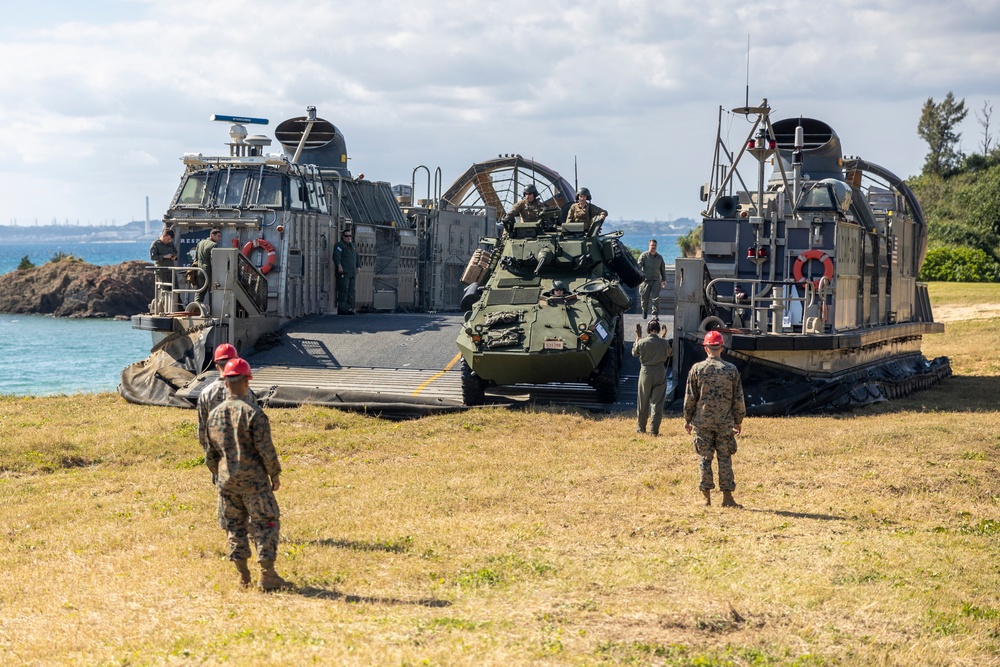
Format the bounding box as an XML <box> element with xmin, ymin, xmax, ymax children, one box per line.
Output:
<box><xmin>0</xmin><ymin>260</ymin><xmax>154</xmax><ymax>318</ymax></box>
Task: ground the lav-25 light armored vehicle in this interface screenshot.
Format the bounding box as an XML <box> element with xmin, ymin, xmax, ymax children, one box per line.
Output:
<box><xmin>671</xmin><ymin>99</ymin><xmax>950</xmax><ymax>415</ymax></box>
<box><xmin>456</xmin><ymin>200</ymin><xmax>643</xmax><ymax>405</ymax></box>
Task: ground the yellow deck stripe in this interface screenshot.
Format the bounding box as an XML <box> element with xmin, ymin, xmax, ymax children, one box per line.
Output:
<box><xmin>411</xmin><ymin>353</ymin><xmax>462</xmax><ymax>396</ymax></box>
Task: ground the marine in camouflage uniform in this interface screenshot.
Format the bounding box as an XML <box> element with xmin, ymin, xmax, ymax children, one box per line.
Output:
<box><xmin>632</xmin><ymin>320</ymin><xmax>672</xmax><ymax>435</ymax></box>
<box><xmin>683</xmin><ymin>331</ymin><xmax>746</xmax><ymax>507</ymax></box>
<box><xmin>565</xmin><ymin>187</ymin><xmax>607</xmax><ymax>234</ymax></box>
<box><xmin>500</xmin><ymin>185</ymin><xmax>545</xmax><ymax>233</ymax></box>
<box><xmin>205</xmin><ymin>358</ymin><xmax>291</xmax><ymax>590</ymax></box>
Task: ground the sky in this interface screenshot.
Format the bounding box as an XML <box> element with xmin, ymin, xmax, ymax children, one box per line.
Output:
<box><xmin>1</xmin><ymin>0</ymin><xmax>999</xmax><ymax>226</ymax></box>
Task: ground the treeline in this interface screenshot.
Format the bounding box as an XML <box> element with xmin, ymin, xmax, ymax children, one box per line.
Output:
<box><xmin>909</xmin><ymin>93</ymin><xmax>1000</xmax><ymax>282</ymax></box>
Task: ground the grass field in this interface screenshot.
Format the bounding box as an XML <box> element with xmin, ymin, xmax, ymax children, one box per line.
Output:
<box><xmin>1</xmin><ymin>283</ymin><xmax>999</xmax><ymax>666</ymax></box>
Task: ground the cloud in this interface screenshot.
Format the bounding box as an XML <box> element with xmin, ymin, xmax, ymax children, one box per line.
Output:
<box><xmin>0</xmin><ymin>0</ymin><xmax>998</xmax><ymax>223</ymax></box>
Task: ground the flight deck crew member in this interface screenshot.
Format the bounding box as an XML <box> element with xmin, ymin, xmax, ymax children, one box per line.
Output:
<box><xmin>632</xmin><ymin>319</ymin><xmax>671</xmax><ymax>436</ymax></box>
<box><xmin>206</xmin><ymin>358</ymin><xmax>291</xmax><ymax>591</ymax></box>
<box><xmin>637</xmin><ymin>239</ymin><xmax>667</xmax><ymax>320</ymax></box>
<box><xmin>564</xmin><ymin>187</ymin><xmax>607</xmax><ymax>234</ymax></box>
<box><xmin>333</xmin><ymin>228</ymin><xmax>359</xmax><ymax>314</ymax></box>
<box><xmin>149</xmin><ymin>228</ymin><xmax>177</xmax><ymax>288</ymax></box>
<box><xmin>500</xmin><ymin>184</ymin><xmax>545</xmax><ymax>233</ymax></box>
<box><xmin>683</xmin><ymin>330</ymin><xmax>746</xmax><ymax>508</ymax></box>
<box><xmin>194</xmin><ymin>228</ymin><xmax>221</xmax><ymax>304</ymax></box>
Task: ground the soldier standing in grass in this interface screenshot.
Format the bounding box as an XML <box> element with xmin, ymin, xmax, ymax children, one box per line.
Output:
<box><xmin>683</xmin><ymin>330</ymin><xmax>746</xmax><ymax>508</ymax></box>
<box><xmin>632</xmin><ymin>319</ymin><xmax>672</xmax><ymax>436</ymax></box>
<box><xmin>206</xmin><ymin>358</ymin><xmax>292</xmax><ymax>591</ymax></box>
<box><xmin>197</xmin><ymin>344</ymin><xmax>248</xmax><ymax>455</ymax></box>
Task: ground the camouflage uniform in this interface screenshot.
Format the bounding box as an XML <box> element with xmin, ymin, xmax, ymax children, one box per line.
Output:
<box><xmin>206</xmin><ymin>397</ymin><xmax>282</xmax><ymax>563</ymax></box>
<box><xmin>637</xmin><ymin>250</ymin><xmax>667</xmax><ymax>318</ymax></box>
<box><xmin>197</xmin><ymin>378</ymin><xmax>257</xmax><ymax>456</ymax></box>
<box><xmin>565</xmin><ymin>201</ymin><xmax>607</xmax><ymax>233</ymax></box>
<box><xmin>502</xmin><ymin>198</ymin><xmax>545</xmax><ymax>232</ymax></box>
<box><xmin>632</xmin><ymin>333</ymin><xmax>672</xmax><ymax>434</ymax></box>
<box><xmin>683</xmin><ymin>357</ymin><xmax>746</xmax><ymax>491</ymax></box>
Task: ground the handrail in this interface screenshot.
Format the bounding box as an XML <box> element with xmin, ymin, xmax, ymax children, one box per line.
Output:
<box><xmin>704</xmin><ymin>277</ymin><xmax>820</xmax><ymax>334</ymax></box>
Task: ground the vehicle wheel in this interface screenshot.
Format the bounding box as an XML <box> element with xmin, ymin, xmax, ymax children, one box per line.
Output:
<box><xmin>591</xmin><ymin>337</ymin><xmax>621</xmax><ymax>403</ymax></box>
<box><xmin>461</xmin><ymin>357</ymin><xmax>487</xmax><ymax>406</ymax></box>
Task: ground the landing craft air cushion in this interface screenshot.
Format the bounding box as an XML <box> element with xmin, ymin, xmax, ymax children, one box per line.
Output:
<box><xmin>671</xmin><ymin>99</ymin><xmax>950</xmax><ymax>415</ymax></box>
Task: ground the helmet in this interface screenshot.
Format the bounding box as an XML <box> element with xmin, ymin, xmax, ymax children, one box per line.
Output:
<box><xmin>551</xmin><ymin>280</ymin><xmax>567</xmax><ymax>292</ymax></box>
<box><xmin>222</xmin><ymin>357</ymin><xmax>252</xmax><ymax>379</ymax></box>
<box><xmin>213</xmin><ymin>343</ymin><xmax>238</xmax><ymax>363</ymax></box>
<box><xmin>703</xmin><ymin>330</ymin><xmax>724</xmax><ymax>347</ymax></box>
<box><xmin>524</xmin><ymin>184</ymin><xmax>539</xmax><ymax>196</ymax></box>
<box><xmin>576</xmin><ymin>187</ymin><xmax>591</xmax><ymax>201</ymax></box>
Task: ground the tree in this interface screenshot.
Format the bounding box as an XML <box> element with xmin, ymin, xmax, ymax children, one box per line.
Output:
<box><xmin>17</xmin><ymin>255</ymin><xmax>35</xmax><ymax>271</ymax></box>
<box><xmin>976</xmin><ymin>100</ymin><xmax>994</xmax><ymax>155</ymax></box>
<box><xmin>917</xmin><ymin>92</ymin><xmax>968</xmax><ymax>176</ymax></box>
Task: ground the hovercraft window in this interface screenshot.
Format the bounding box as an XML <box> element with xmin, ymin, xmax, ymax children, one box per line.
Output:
<box><xmin>215</xmin><ymin>169</ymin><xmax>250</xmax><ymax>207</ymax></box>
<box><xmin>177</xmin><ymin>173</ymin><xmax>210</xmax><ymax>206</ymax></box>
<box><xmin>289</xmin><ymin>176</ymin><xmax>308</xmax><ymax>211</ymax></box>
<box><xmin>254</xmin><ymin>173</ymin><xmax>283</xmax><ymax>207</ymax></box>
<box><xmin>797</xmin><ymin>184</ymin><xmax>836</xmax><ymax>211</ymax></box>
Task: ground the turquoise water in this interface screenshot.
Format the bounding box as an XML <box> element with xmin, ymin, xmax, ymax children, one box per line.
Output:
<box><xmin>0</xmin><ymin>240</ymin><xmax>153</xmax><ymax>396</ymax></box>
<box><xmin>0</xmin><ymin>234</ymin><xmax>683</xmax><ymax>397</ymax></box>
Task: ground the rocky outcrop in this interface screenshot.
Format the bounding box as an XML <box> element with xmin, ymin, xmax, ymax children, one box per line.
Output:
<box><xmin>0</xmin><ymin>260</ymin><xmax>154</xmax><ymax>318</ymax></box>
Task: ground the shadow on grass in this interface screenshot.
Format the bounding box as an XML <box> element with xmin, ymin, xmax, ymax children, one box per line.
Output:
<box><xmin>292</xmin><ymin>586</ymin><xmax>451</xmax><ymax>607</ymax></box>
<box><xmin>303</xmin><ymin>538</ymin><xmax>411</xmax><ymax>553</ymax></box>
<box><xmin>864</xmin><ymin>375</ymin><xmax>1000</xmax><ymax>415</ymax></box>
<box><xmin>745</xmin><ymin>508</ymin><xmax>846</xmax><ymax>522</ymax></box>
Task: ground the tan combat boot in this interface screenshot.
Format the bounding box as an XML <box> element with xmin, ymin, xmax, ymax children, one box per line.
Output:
<box><xmin>234</xmin><ymin>559</ymin><xmax>252</xmax><ymax>588</ymax></box>
<box><xmin>721</xmin><ymin>491</ymin><xmax>743</xmax><ymax>509</ymax></box>
<box><xmin>258</xmin><ymin>560</ymin><xmax>293</xmax><ymax>592</ymax></box>
<box><xmin>702</xmin><ymin>489</ymin><xmax>711</xmax><ymax>506</ymax></box>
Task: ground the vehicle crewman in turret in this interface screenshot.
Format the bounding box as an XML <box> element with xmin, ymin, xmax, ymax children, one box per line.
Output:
<box><xmin>565</xmin><ymin>187</ymin><xmax>607</xmax><ymax>234</ymax></box>
<box><xmin>632</xmin><ymin>319</ymin><xmax>671</xmax><ymax>436</ymax></box>
<box><xmin>683</xmin><ymin>330</ymin><xmax>746</xmax><ymax>508</ymax></box>
<box><xmin>333</xmin><ymin>228</ymin><xmax>359</xmax><ymax>314</ymax></box>
<box><xmin>637</xmin><ymin>239</ymin><xmax>667</xmax><ymax>320</ymax></box>
<box><xmin>194</xmin><ymin>227</ymin><xmax>221</xmax><ymax>304</ymax></box>
<box><xmin>206</xmin><ymin>358</ymin><xmax>292</xmax><ymax>591</ymax></box>
<box><xmin>500</xmin><ymin>184</ymin><xmax>545</xmax><ymax>233</ymax></box>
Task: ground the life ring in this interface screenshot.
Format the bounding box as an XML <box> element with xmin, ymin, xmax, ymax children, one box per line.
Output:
<box><xmin>792</xmin><ymin>249</ymin><xmax>834</xmax><ymax>289</ymax></box>
<box><xmin>242</xmin><ymin>238</ymin><xmax>276</xmax><ymax>275</ymax></box>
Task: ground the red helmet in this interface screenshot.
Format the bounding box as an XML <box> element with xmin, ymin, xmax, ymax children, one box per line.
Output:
<box><xmin>213</xmin><ymin>343</ymin><xmax>238</xmax><ymax>363</ymax></box>
<box><xmin>222</xmin><ymin>357</ymin><xmax>252</xmax><ymax>379</ymax></box>
<box><xmin>703</xmin><ymin>330</ymin><xmax>724</xmax><ymax>347</ymax></box>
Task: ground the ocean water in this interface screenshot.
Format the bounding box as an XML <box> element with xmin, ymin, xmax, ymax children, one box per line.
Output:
<box><xmin>0</xmin><ymin>234</ymin><xmax>684</xmax><ymax>397</ymax></box>
<box><xmin>0</xmin><ymin>240</ymin><xmax>153</xmax><ymax>396</ymax></box>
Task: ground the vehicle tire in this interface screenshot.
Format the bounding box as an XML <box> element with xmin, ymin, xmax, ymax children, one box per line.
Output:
<box><xmin>460</xmin><ymin>357</ymin><xmax>487</xmax><ymax>406</ymax></box>
<box><xmin>608</xmin><ymin>239</ymin><xmax>644</xmax><ymax>288</ymax></box>
<box><xmin>591</xmin><ymin>336</ymin><xmax>621</xmax><ymax>403</ymax></box>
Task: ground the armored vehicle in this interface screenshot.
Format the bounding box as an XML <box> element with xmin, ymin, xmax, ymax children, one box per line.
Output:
<box><xmin>456</xmin><ymin>200</ymin><xmax>643</xmax><ymax>404</ymax></box>
<box><xmin>672</xmin><ymin>99</ymin><xmax>950</xmax><ymax>415</ymax></box>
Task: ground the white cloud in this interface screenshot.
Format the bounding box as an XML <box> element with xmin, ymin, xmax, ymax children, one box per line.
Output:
<box><xmin>0</xmin><ymin>0</ymin><xmax>998</xmax><ymax>224</ymax></box>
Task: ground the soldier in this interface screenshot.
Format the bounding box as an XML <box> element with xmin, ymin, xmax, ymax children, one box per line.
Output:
<box><xmin>205</xmin><ymin>358</ymin><xmax>292</xmax><ymax>591</ymax></box>
<box><xmin>632</xmin><ymin>319</ymin><xmax>672</xmax><ymax>436</ymax></box>
<box><xmin>197</xmin><ymin>344</ymin><xmax>257</xmax><ymax>455</ymax></box>
<box><xmin>500</xmin><ymin>184</ymin><xmax>545</xmax><ymax>233</ymax></box>
<box><xmin>564</xmin><ymin>187</ymin><xmax>607</xmax><ymax>234</ymax></box>
<box><xmin>333</xmin><ymin>228</ymin><xmax>359</xmax><ymax>314</ymax></box>
<box><xmin>194</xmin><ymin>228</ymin><xmax>222</xmax><ymax>304</ymax></box>
<box><xmin>637</xmin><ymin>239</ymin><xmax>667</xmax><ymax>319</ymax></box>
<box><xmin>683</xmin><ymin>330</ymin><xmax>746</xmax><ymax>508</ymax></box>
<box><xmin>149</xmin><ymin>228</ymin><xmax>177</xmax><ymax>289</ymax></box>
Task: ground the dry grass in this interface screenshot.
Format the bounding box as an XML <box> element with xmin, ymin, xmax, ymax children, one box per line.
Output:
<box><xmin>2</xmin><ymin>284</ymin><xmax>1000</xmax><ymax>666</ymax></box>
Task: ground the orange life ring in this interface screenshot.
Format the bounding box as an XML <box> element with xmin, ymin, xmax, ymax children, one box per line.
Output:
<box><xmin>242</xmin><ymin>238</ymin><xmax>276</xmax><ymax>275</ymax></box>
<box><xmin>792</xmin><ymin>249</ymin><xmax>833</xmax><ymax>289</ymax></box>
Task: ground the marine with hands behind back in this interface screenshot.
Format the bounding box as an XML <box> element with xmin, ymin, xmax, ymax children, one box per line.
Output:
<box><xmin>683</xmin><ymin>330</ymin><xmax>746</xmax><ymax>508</ymax></box>
<box><xmin>205</xmin><ymin>358</ymin><xmax>292</xmax><ymax>591</ymax></box>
